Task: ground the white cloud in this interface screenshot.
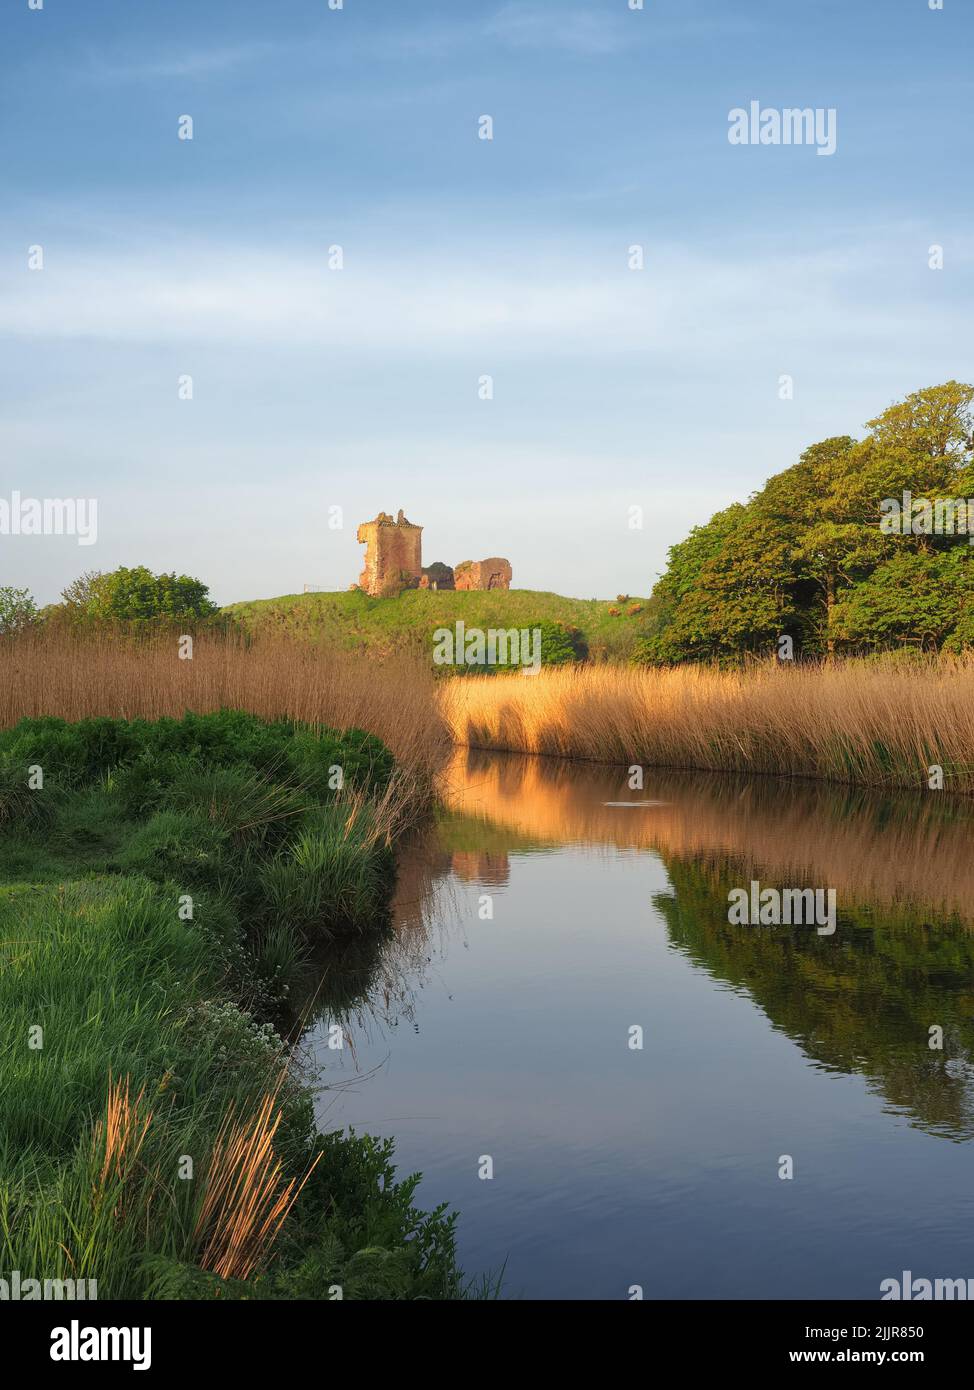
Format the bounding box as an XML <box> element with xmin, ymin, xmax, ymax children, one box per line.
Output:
<box><xmin>1</xmin><ymin>231</ymin><xmax>967</xmax><ymax>368</ymax></box>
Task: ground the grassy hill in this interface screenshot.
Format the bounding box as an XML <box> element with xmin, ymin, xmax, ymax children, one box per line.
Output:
<box><xmin>224</xmin><ymin>588</ymin><xmax>655</xmax><ymax>662</ymax></box>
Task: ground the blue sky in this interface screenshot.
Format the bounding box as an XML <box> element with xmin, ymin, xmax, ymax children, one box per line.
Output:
<box><xmin>1</xmin><ymin>0</ymin><xmax>970</xmax><ymax>604</ymax></box>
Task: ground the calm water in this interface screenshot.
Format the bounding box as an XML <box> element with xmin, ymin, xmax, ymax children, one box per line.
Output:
<box><xmin>304</xmin><ymin>751</ymin><xmax>974</xmax><ymax>1300</ymax></box>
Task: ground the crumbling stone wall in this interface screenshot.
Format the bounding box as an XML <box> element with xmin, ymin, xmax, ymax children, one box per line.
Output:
<box><xmin>419</xmin><ymin>562</ymin><xmax>455</xmax><ymax>591</ymax></box>
<box><xmin>356</xmin><ymin>509</ymin><xmax>423</xmax><ymax>596</ymax></box>
<box><xmin>454</xmin><ymin>557</ymin><xmax>513</xmax><ymax>591</ymax></box>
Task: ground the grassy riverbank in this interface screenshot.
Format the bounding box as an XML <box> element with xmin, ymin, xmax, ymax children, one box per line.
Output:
<box><xmin>0</xmin><ymin>708</ymin><xmax>468</xmax><ymax>1299</ymax></box>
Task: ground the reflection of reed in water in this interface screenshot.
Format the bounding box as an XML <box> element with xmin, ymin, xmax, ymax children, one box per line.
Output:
<box><xmin>438</xmin><ymin>746</ymin><xmax>974</xmax><ymax>926</ymax></box>
<box><xmin>293</xmin><ymin>827</ymin><xmax>463</xmax><ymax>1050</ymax></box>
<box><xmin>450</xmin><ymin>850</ymin><xmax>510</xmax><ymax>887</ymax></box>
<box><xmin>298</xmin><ymin>746</ymin><xmax>974</xmax><ymax>1138</ymax></box>
<box><xmin>439</xmin><ymin>747</ymin><xmax>974</xmax><ymax>1139</ymax></box>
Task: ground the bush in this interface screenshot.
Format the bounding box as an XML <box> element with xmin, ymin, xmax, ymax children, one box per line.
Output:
<box><xmin>77</xmin><ymin>566</ymin><xmax>217</xmax><ymax>622</ymax></box>
<box><xmin>537</xmin><ymin>620</ymin><xmax>587</xmax><ymax>665</ymax></box>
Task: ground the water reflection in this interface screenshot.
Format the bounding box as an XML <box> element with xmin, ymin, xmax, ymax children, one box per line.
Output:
<box><xmin>440</xmin><ymin>749</ymin><xmax>974</xmax><ymax>928</ymax></box>
<box><xmin>300</xmin><ymin>749</ymin><xmax>974</xmax><ymax>1142</ymax></box>
<box><xmin>301</xmin><ymin>748</ymin><xmax>974</xmax><ymax>1296</ymax></box>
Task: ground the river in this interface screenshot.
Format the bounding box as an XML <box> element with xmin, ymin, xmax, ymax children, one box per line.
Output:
<box><xmin>304</xmin><ymin>749</ymin><xmax>974</xmax><ymax>1299</ymax></box>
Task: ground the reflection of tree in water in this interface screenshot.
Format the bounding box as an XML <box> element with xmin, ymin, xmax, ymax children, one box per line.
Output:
<box><xmin>290</xmin><ymin>744</ymin><xmax>974</xmax><ymax>1137</ymax></box>
<box><xmin>655</xmin><ymin>854</ymin><xmax>974</xmax><ymax>1141</ymax></box>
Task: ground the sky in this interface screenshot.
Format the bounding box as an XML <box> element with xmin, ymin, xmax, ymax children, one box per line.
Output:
<box><xmin>1</xmin><ymin>0</ymin><xmax>970</xmax><ymax>605</ymax></box>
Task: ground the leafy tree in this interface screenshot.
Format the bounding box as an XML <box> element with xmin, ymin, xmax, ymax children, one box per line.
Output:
<box><xmin>60</xmin><ymin>570</ymin><xmax>105</xmax><ymax>609</ymax></box>
<box><xmin>641</xmin><ymin>382</ymin><xmax>974</xmax><ymax>662</ymax></box>
<box><xmin>62</xmin><ymin>566</ymin><xmax>218</xmax><ymax>623</ymax></box>
<box><xmin>0</xmin><ymin>586</ymin><xmax>37</xmax><ymax>635</ymax></box>
<box><xmin>640</xmin><ymin>504</ymin><xmax>796</xmax><ymax>662</ymax></box>
<box><xmin>831</xmin><ymin>549</ymin><xmax>974</xmax><ymax>651</ymax></box>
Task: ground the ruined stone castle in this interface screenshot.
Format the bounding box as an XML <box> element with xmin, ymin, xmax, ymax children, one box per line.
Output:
<box><xmin>355</xmin><ymin>510</ymin><xmax>512</xmax><ymax>597</ymax></box>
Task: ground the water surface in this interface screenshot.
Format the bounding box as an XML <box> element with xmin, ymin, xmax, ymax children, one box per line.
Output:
<box><xmin>305</xmin><ymin>752</ymin><xmax>974</xmax><ymax>1299</ymax></box>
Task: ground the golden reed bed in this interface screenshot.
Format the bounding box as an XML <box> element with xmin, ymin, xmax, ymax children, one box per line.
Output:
<box><xmin>439</xmin><ymin>660</ymin><xmax>974</xmax><ymax>794</ymax></box>
<box><xmin>0</xmin><ymin>631</ymin><xmax>449</xmax><ymax>781</ymax></box>
<box><xmin>5</xmin><ymin>633</ymin><xmax>974</xmax><ymax>796</ymax></box>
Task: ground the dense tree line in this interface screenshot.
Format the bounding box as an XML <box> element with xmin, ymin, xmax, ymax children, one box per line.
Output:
<box><xmin>639</xmin><ymin>381</ymin><xmax>974</xmax><ymax>662</ymax></box>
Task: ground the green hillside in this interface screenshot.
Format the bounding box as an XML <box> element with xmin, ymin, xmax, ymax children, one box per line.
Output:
<box><xmin>224</xmin><ymin>588</ymin><xmax>656</xmax><ymax>662</ymax></box>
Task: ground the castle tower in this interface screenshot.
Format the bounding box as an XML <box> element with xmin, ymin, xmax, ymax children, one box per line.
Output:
<box><xmin>356</xmin><ymin>509</ymin><xmax>423</xmax><ymax>596</ymax></box>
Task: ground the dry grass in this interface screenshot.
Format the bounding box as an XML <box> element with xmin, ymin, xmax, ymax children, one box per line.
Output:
<box><xmin>95</xmin><ymin>1075</ymin><xmax>153</xmax><ymax>1190</ymax></box>
<box><xmin>440</xmin><ymin>660</ymin><xmax>974</xmax><ymax>794</ymax></box>
<box><xmin>8</xmin><ymin>631</ymin><xmax>974</xmax><ymax>796</ymax></box>
<box><xmin>87</xmin><ymin>1075</ymin><xmax>316</xmax><ymax>1283</ymax></box>
<box><xmin>0</xmin><ymin>629</ymin><xmax>449</xmax><ymax>783</ymax></box>
<box><xmin>194</xmin><ymin>1089</ymin><xmax>320</xmax><ymax>1282</ymax></box>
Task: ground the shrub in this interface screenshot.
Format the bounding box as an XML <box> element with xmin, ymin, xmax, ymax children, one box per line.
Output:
<box><xmin>75</xmin><ymin>565</ymin><xmax>218</xmax><ymax>622</ymax></box>
<box><xmin>536</xmin><ymin>621</ymin><xmax>586</xmax><ymax>665</ymax></box>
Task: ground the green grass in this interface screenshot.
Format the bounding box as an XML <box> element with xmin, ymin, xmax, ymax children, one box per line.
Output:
<box><xmin>0</xmin><ymin>711</ymin><xmax>472</xmax><ymax>1300</ymax></box>
<box><xmin>224</xmin><ymin>587</ymin><xmax>657</xmax><ymax>662</ymax></box>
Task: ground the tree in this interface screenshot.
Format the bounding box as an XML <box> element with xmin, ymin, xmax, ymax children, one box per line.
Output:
<box><xmin>59</xmin><ymin>566</ymin><xmax>218</xmax><ymax>623</ymax></box>
<box><xmin>60</xmin><ymin>570</ymin><xmax>105</xmax><ymax>609</ymax></box>
<box><xmin>0</xmin><ymin>586</ymin><xmax>37</xmax><ymax>635</ymax></box>
<box><xmin>641</xmin><ymin>382</ymin><xmax>974</xmax><ymax>662</ymax></box>
<box><xmin>759</xmin><ymin>437</ymin><xmax>884</xmax><ymax>656</ymax></box>
<box><xmin>831</xmin><ymin>549</ymin><xmax>974</xmax><ymax>651</ymax></box>
<box><xmin>863</xmin><ymin>380</ymin><xmax>974</xmax><ymax>463</ymax></box>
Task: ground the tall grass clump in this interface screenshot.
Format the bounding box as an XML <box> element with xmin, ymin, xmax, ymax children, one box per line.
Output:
<box><xmin>440</xmin><ymin>656</ymin><xmax>974</xmax><ymax>794</ymax></box>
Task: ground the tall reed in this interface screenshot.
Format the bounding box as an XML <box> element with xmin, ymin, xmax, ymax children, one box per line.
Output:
<box><xmin>0</xmin><ymin>629</ymin><xmax>449</xmax><ymax>784</ymax></box>
<box><xmin>439</xmin><ymin>659</ymin><xmax>974</xmax><ymax>794</ymax></box>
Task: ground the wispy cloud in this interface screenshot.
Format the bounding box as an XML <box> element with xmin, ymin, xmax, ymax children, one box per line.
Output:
<box><xmin>1</xmin><ymin>229</ymin><xmax>965</xmax><ymax>364</ymax></box>
<box><xmin>483</xmin><ymin>4</ymin><xmax>631</xmax><ymax>56</ymax></box>
<box><xmin>65</xmin><ymin>4</ymin><xmax>755</xmax><ymax>86</ymax></box>
<box><xmin>81</xmin><ymin>41</ymin><xmax>279</xmax><ymax>83</ymax></box>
